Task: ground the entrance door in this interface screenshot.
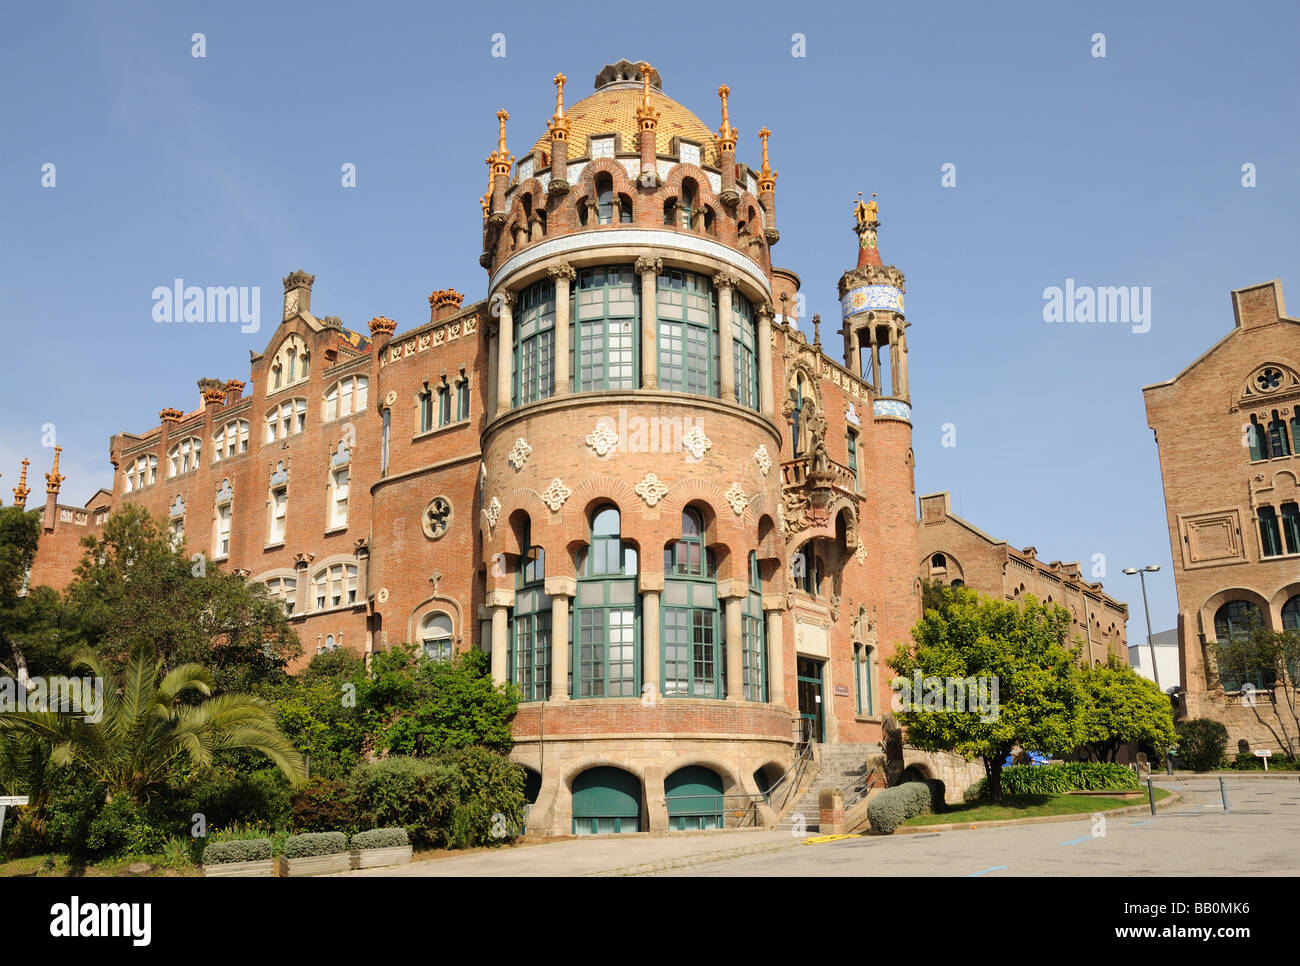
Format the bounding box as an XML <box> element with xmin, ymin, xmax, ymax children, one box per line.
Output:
<box><xmin>796</xmin><ymin>657</ymin><xmax>824</xmax><ymax>743</ymax></box>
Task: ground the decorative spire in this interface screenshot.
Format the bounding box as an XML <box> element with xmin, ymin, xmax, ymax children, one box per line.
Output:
<box><xmin>547</xmin><ymin>73</ymin><xmax>570</xmax><ymax>141</ymax></box>
<box><xmin>368</xmin><ymin>315</ymin><xmax>397</xmax><ymax>337</ymax></box>
<box><xmin>482</xmin><ymin>156</ymin><xmax>495</xmax><ymax>217</ymax></box>
<box><xmin>494</xmin><ymin>109</ymin><xmax>511</xmax><ymax>166</ymax></box>
<box><xmin>636</xmin><ymin>61</ymin><xmax>659</xmax><ymax>130</ymax></box>
<box><xmin>717</xmin><ymin>85</ymin><xmax>737</xmax><ymax>152</ymax></box>
<box><xmin>758</xmin><ymin>127</ymin><xmax>777</xmax><ymax>191</ymax></box>
<box><xmin>812</xmin><ymin>313</ymin><xmax>822</xmax><ymax>348</ymax></box>
<box><xmin>853</xmin><ymin>192</ymin><xmax>882</xmax><ymax>267</ymax></box>
<box><xmin>45</xmin><ymin>447</ymin><xmax>64</xmax><ymax>494</ymax></box>
<box><xmin>13</xmin><ymin>458</ymin><xmax>30</xmax><ymax>507</ymax></box>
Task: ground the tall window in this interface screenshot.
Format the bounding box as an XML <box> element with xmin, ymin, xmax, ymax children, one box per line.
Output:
<box><xmin>1214</xmin><ymin>600</ymin><xmax>1266</xmax><ymax>692</ymax></box>
<box><xmin>123</xmin><ymin>455</ymin><xmax>157</xmax><ymax>492</ymax></box>
<box><xmin>418</xmin><ymin>387</ymin><xmax>434</xmax><ymax>433</ymax></box>
<box><xmin>437</xmin><ymin>384</ymin><xmax>452</xmax><ymax>427</ymax></box>
<box><xmin>847</xmin><ymin>429</ymin><xmax>860</xmax><ymax>491</ymax></box>
<box><xmin>574</xmin><ymin>266</ymin><xmax>638</xmax><ymax>392</ymax></box>
<box><xmin>657</xmin><ymin>268</ymin><xmax>716</xmax><ymax>397</ymax></box>
<box><xmin>212</xmin><ymin>420</ymin><xmax>249</xmax><ymax>462</ymax></box>
<box><xmin>167</xmin><ymin>437</ymin><xmax>201</xmax><ymax>477</ymax></box>
<box><xmin>1249</xmin><ymin>414</ymin><xmax>1268</xmax><ymax>461</ymax></box>
<box><xmin>662</xmin><ymin>508</ymin><xmax>719</xmax><ymax>699</ymax></box>
<box><xmin>792</xmin><ymin>374</ymin><xmax>806</xmax><ymax>455</ymax></box>
<box><xmin>380</xmin><ymin>408</ymin><xmax>390</xmax><ymax>474</ymax></box>
<box><xmin>595</xmin><ymin>173</ymin><xmax>614</xmax><ymax>224</ymax></box>
<box><xmin>168</xmin><ymin>514</ymin><xmax>185</xmax><ymax>551</ymax></box>
<box><xmin>1280</xmin><ymin>502</ymin><xmax>1300</xmax><ymax>555</ymax></box>
<box><xmin>679</xmin><ymin>179</ymin><xmax>697</xmax><ymax>229</ymax></box>
<box><xmin>269</xmin><ymin>335</ymin><xmax>310</xmax><ymax>392</ymax></box>
<box><xmin>213</xmin><ymin>484</ymin><xmax>232</xmax><ymax>559</ymax></box>
<box><xmin>266</xmin><ymin>399</ymin><xmax>306</xmax><ymax>442</ymax></box>
<box><xmin>793</xmin><ymin>544</ymin><xmax>815</xmax><ymax>595</ymax></box>
<box><xmin>268</xmin><ymin>486</ymin><xmax>287</xmax><ymax>544</ymax></box>
<box><xmin>313</xmin><ymin>563</ymin><xmax>358</xmax><ymax>610</ymax></box>
<box><xmin>1259</xmin><ymin>506</ymin><xmax>1283</xmax><ymax>557</ymax></box>
<box><xmin>731</xmin><ymin>292</ymin><xmax>758</xmax><ymax>409</ymax></box>
<box><xmin>456</xmin><ymin>377</ymin><xmax>470</xmax><ymax>421</ymax></box>
<box><xmin>741</xmin><ymin>552</ymin><xmax>766</xmax><ymax>702</ymax></box>
<box><xmin>323</xmin><ymin>375</ymin><xmax>368</xmax><ymax>422</ymax></box>
<box><xmin>329</xmin><ymin>465</ymin><xmax>350</xmax><ymax>530</ymax></box>
<box><xmin>575</xmin><ymin>505</ymin><xmax>638</xmax><ymax>697</ymax></box>
<box><xmin>421</xmin><ymin>613</ymin><xmax>454</xmax><ymax>661</ymax></box>
<box><xmin>512</xmin><ymin>522</ymin><xmax>551</xmax><ymax>701</ymax></box>
<box><xmin>854</xmin><ymin>644</ymin><xmax>876</xmax><ymax>716</ymax></box>
<box><xmin>1267</xmin><ymin>410</ymin><xmax>1292</xmax><ymax>457</ymax></box>
<box><xmin>265</xmin><ymin>576</ymin><xmax>297</xmax><ymax>616</ymax></box>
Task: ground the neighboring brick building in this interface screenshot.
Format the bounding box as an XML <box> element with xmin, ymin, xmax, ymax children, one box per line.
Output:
<box><xmin>917</xmin><ymin>492</ymin><xmax>1130</xmax><ymax>665</ymax></box>
<box><xmin>1143</xmin><ymin>279</ymin><xmax>1300</xmax><ymax>751</ymax></box>
<box><xmin>20</xmin><ymin>59</ymin><xmax>930</xmax><ymax>834</ymax></box>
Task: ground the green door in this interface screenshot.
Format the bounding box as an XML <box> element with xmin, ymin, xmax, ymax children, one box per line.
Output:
<box><xmin>572</xmin><ymin>767</ymin><xmax>641</xmax><ymax>834</ymax></box>
<box><xmin>797</xmin><ymin>657</ymin><xmax>824</xmax><ymax>743</ymax></box>
<box><xmin>665</xmin><ymin>766</ymin><xmax>724</xmax><ymax>830</ymax></box>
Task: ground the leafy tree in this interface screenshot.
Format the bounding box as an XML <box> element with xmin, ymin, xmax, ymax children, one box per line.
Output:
<box><xmin>0</xmin><ymin>506</ymin><xmax>73</xmax><ymax>681</ymax></box>
<box><xmin>889</xmin><ymin>584</ymin><xmax>1085</xmax><ymax>803</ymax></box>
<box><xmin>62</xmin><ymin>505</ymin><xmax>299</xmax><ymax>691</ymax></box>
<box><xmin>0</xmin><ymin>646</ymin><xmax>306</xmax><ymax>804</ymax></box>
<box><xmin>1174</xmin><ymin>718</ymin><xmax>1229</xmax><ymax>771</ymax></box>
<box><xmin>1214</xmin><ymin>621</ymin><xmax>1300</xmax><ymax>759</ymax></box>
<box><xmin>1078</xmin><ymin>657</ymin><xmax>1177</xmax><ymax>762</ymax></box>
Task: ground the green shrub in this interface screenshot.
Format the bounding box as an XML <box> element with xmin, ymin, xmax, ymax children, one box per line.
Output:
<box><xmin>350</xmin><ymin>828</ymin><xmax>409</xmax><ymax>850</ymax></box>
<box><xmin>921</xmin><ymin>778</ymin><xmax>947</xmax><ymax>813</ymax></box>
<box><xmin>202</xmin><ymin>838</ymin><xmax>273</xmax><ymax>865</ymax></box>
<box><xmin>1001</xmin><ymin>762</ymin><xmax>1140</xmax><ymax>796</ymax></box>
<box><xmin>283</xmin><ymin>831</ymin><xmax>347</xmax><ymax>858</ymax></box>
<box><xmin>1175</xmin><ymin>719</ymin><xmax>1229</xmax><ymax>772</ymax></box>
<box><xmin>83</xmin><ymin>797</ymin><xmax>170</xmax><ymax>860</ymax></box>
<box><xmin>174</xmin><ymin>767</ymin><xmax>292</xmax><ymax>832</ymax></box>
<box><xmin>963</xmin><ymin>778</ymin><xmax>988</xmax><ymax>803</ymax></box>
<box><xmin>1231</xmin><ymin>751</ymin><xmax>1300</xmax><ymax>770</ymax></box>
<box><xmin>290</xmin><ymin>778</ymin><xmax>357</xmax><ymax>834</ymax></box>
<box><xmin>867</xmin><ymin>781</ymin><xmax>932</xmax><ymax>834</ymax></box>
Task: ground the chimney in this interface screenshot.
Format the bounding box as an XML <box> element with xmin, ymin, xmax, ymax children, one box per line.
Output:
<box><xmin>199</xmin><ymin>378</ymin><xmax>226</xmax><ymax>414</ymax></box>
<box><xmin>429</xmin><ymin>289</ymin><xmax>465</xmax><ymax>323</ymax></box>
<box><xmin>1232</xmin><ymin>280</ymin><xmax>1285</xmax><ymax>330</ymax></box>
<box><xmin>368</xmin><ymin>315</ymin><xmax>398</xmax><ymax>352</ymax></box>
<box><xmin>282</xmin><ymin>270</ymin><xmax>315</xmax><ymax>321</ymax></box>
<box><xmin>42</xmin><ymin>446</ymin><xmax>64</xmax><ymax>532</ymax></box>
<box><xmin>224</xmin><ymin>379</ymin><xmax>245</xmax><ymax>404</ymax></box>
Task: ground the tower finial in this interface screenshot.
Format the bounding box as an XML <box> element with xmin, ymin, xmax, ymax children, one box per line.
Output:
<box><xmin>758</xmin><ymin>127</ymin><xmax>777</xmax><ymax>190</ymax></box>
<box><xmin>636</xmin><ymin>61</ymin><xmax>659</xmax><ymax>130</ymax></box>
<box><xmin>812</xmin><ymin>313</ymin><xmax>822</xmax><ymax>348</ymax></box>
<box><xmin>13</xmin><ymin>458</ymin><xmax>30</xmax><ymax>507</ymax></box>
<box><xmin>853</xmin><ymin>192</ymin><xmax>882</xmax><ymax>267</ymax></box>
<box><xmin>495</xmin><ymin>109</ymin><xmax>510</xmax><ymax>158</ymax></box>
<box><xmin>553</xmin><ymin>73</ymin><xmax>566</xmax><ymax>118</ymax></box>
<box><xmin>717</xmin><ymin>84</ymin><xmax>737</xmax><ymax>151</ymax></box>
<box><xmin>547</xmin><ymin>74</ymin><xmax>571</xmax><ymax>142</ymax></box>
<box><xmin>45</xmin><ymin>446</ymin><xmax>64</xmax><ymax>494</ymax></box>
<box><xmin>482</xmin><ymin>156</ymin><xmax>494</xmax><ymax>216</ymax></box>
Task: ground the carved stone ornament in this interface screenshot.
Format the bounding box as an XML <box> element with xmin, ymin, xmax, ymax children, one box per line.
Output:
<box><xmin>508</xmin><ymin>438</ymin><xmax>532</xmax><ymax>470</ymax></box>
<box><xmin>855</xmin><ymin>541</ymin><xmax>868</xmax><ymax>566</ymax></box>
<box><xmin>753</xmin><ymin>444</ymin><xmax>772</xmax><ymax>477</ymax></box>
<box><xmin>585</xmin><ymin>422</ymin><xmax>620</xmax><ymax>458</ymax></box>
<box><xmin>541</xmin><ymin>479</ymin><xmax>572</xmax><ymax>512</ymax></box>
<box><xmin>422</xmin><ymin>496</ymin><xmax>453</xmax><ymax>539</ymax></box>
<box><xmin>483</xmin><ymin>496</ymin><xmax>501</xmax><ymax>530</ymax></box>
<box><xmin>681</xmin><ymin>425</ymin><xmax>712</xmax><ymax>462</ymax></box>
<box><xmin>725</xmin><ymin>482</ymin><xmax>749</xmax><ymax>516</ymax></box>
<box><xmin>635</xmin><ymin>473</ymin><xmax>669</xmax><ymax>508</ymax></box>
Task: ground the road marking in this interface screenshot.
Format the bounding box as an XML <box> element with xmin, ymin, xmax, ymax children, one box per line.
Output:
<box><xmin>1130</xmin><ymin>820</ymin><xmax>1153</xmax><ymax>827</ymax></box>
<box><xmin>803</xmin><ymin>833</ymin><xmax>860</xmax><ymax>845</ymax></box>
<box><xmin>967</xmin><ymin>865</ymin><xmax>1006</xmax><ymax>877</ymax></box>
<box><xmin>1059</xmin><ymin>835</ymin><xmax>1094</xmax><ymax>846</ymax></box>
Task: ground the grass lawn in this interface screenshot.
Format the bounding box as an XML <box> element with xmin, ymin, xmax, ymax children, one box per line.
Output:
<box><xmin>900</xmin><ymin>787</ymin><xmax>1171</xmax><ymax>827</ymax></box>
<box><xmin>0</xmin><ymin>853</ymin><xmax>200</xmax><ymax>877</ymax></box>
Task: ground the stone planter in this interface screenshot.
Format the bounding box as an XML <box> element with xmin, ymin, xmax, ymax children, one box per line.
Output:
<box><xmin>349</xmin><ymin>845</ymin><xmax>414</xmax><ymax>870</ymax></box>
<box><xmin>202</xmin><ymin>859</ymin><xmax>277</xmax><ymax>877</ymax></box>
<box><xmin>280</xmin><ymin>852</ymin><xmax>352</xmax><ymax>877</ymax></box>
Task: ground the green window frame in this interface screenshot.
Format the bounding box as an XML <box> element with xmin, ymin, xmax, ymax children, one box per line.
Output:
<box><xmin>1214</xmin><ymin>601</ymin><xmax>1267</xmax><ymax>692</ymax></box>
<box><xmin>792</xmin><ymin>375</ymin><xmax>805</xmax><ymax>455</ymax></box>
<box><xmin>847</xmin><ymin>429</ymin><xmax>859</xmax><ymax>490</ymax></box>
<box><xmin>510</xmin><ymin>524</ymin><xmax>551</xmax><ymax>701</ymax></box>
<box><xmin>741</xmin><ymin>553</ymin><xmax>766</xmax><ymax>703</ymax></box>
<box><xmin>437</xmin><ymin>385</ymin><xmax>452</xmax><ymax>427</ymax></box>
<box><xmin>418</xmin><ymin>389</ymin><xmax>433</xmax><ymax>434</ymax></box>
<box><xmin>1280</xmin><ymin>502</ymin><xmax>1300</xmax><ymax>555</ymax></box>
<box><xmin>573</xmin><ymin>266</ymin><xmax>638</xmax><ymax>392</ymax></box>
<box><xmin>661</xmin><ymin>510</ymin><xmax>720</xmax><ymax>699</ymax></box>
<box><xmin>456</xmin><ymin>378</ymin><xmax>470</xmax><ymax>422</ymax></box>
<box><xmin>574</xmin><ymin>505</ymin><xmax>639</xmax><ymax>697</ymax></box>
<box><xmin>1259</xmin><ymin>506</ymin><xmax>1284</xmax><ymax>557</ymax></box>
<box><xmin>1267</xmin><ymin>410</ymin><xmax>1292</xmax><ymax>457</ymax></box>
<box><xmin>731</xmin><ymin>292</ymin><xmax>759</xmax><ymax>410</ymax></box>
<box><xmin>514</xmin><ymin>278</ymin><xmax>556</xmax><ymax>405</ymax></box>
<box><xmin>657</xmin><ymin>269</ymin><xmax>717</xmax><ymax>397</ymax></box>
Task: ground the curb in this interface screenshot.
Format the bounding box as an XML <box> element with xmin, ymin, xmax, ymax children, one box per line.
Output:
<box><xmin>894</xmin><ymin>790</ymin><xmax>1183</xmax><ymax>835</ymax></box>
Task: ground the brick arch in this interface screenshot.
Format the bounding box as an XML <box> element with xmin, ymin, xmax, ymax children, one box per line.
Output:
<box><xmin>561</xmin><ymin>756</ymin><xmax>647</xmax><ymax>790</ymax></box>
<box><xmin>1197</xmin><ymin>587</ymin><xmax>1274</xmax><ymax>639</ymax></box>
<box><xmin>558</xmin><ymin>476</ymin><xmax>642</xmax><ymax>548</ymax></box>
<box><xmin>755</xmin><ymin>513</ymin><xmax>781</xmax><ymax>562</ymax></box>
<box><xmin>660</xmin><ymin>753</ymin><xmax>741</xmax><ymax>796</ymax></box>
<box><xmin>1268</xmin><ymin>580</ymin><xmax>1300</xmax><ymax>616</ymax></box>
<box><xmin>482</xmin><ymin>486</ymin><xmax>552</xmax><ymax>554</ymax></box>
<box><xmin>657</xmin><ymin>163</ymin><xmax>721</xmax><ymax>208</ymax></box>
<box><xmin>407</xmin><ymin>594</ymin><xmax>465</xmax><ymax>648</ymax></box>
<box><xmin>573</xmin><ymin>158</ymin><xmax>638</xmax><ymax>223</ymax></box>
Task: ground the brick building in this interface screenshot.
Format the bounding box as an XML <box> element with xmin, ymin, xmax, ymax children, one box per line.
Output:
<box><xmin>917</xmin><ymin>491</ymin><xmax>1130</xmax><ymax>665</ymax></box>
<box><xmin>21</xmin><ymin>60</ymin><xmax>939</xmax><ymax>834</ymax></box>
<box><xmin>1143</xmin><ymin>279</ymin><xmax>1300</xmax><ymax>750</ymax></box>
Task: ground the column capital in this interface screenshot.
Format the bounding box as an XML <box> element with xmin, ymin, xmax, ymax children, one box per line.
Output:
<box><xmin>761</xmin><ymin>593</ymin><xmax>787</xmax><ymax>612</ymax></box>
<box><xmin>547</xmin><ymin>262</ymin><xmax>577</xmax><ymax>283</ymax></box>
<box><xmin>712</xmin><ymin>271</ymin><xmax>738</xmax><ymax>291</ymax></box>
<box><xmin>756</xmin><ymin>301</ymin><xmax>774</xmax><ymax>321</ymax></box>
<box><xmin>716</xmin><ymin>578</ymin><xmax>748</xmax><ymax>601</ymax></box>
<box><xmin>485</xmin><ymin>588</ymin><xmax>516</xmax><ymax>608</ymax></box>
<box><xmin>638</xmin><ymin>572</ymin><xmax>665</xmax><ymax>593</ymax></box>
<box><xmin>494</xmin><ymin>289</ymin><xmax>517</xmax><ymax>310</ymax></box>
<box><xmin>543</xmin><ymin>575</ymin><xmax>577</xmax><ymax>598</ymax></box>
<box><xmin>634</xmin><ymin>255</ymin><xmax>663</xmax><ymax>277</ymax></box>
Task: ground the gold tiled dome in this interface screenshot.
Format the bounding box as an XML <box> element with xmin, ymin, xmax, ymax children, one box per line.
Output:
<box><xmin>532</xmin><ymin>70</ymin><xmax>720</xmax><ymax>168</ymax></box>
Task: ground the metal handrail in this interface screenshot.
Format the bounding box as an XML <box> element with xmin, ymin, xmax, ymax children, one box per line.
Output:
<box><xmin>763</xmin><ymin>717</ymin><xmax>816</xmax><ymax>814</ymax></box>
<box><xmin>663</xmin><ymin>792</ymin><xmax>766</xmax><ymax>829</ymax></box>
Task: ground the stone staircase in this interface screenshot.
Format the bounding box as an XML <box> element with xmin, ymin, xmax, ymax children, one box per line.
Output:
<box><xmin>774</xmin><ymin>743</ymin><xmax>883</xmax><ymax>832</ymax></box>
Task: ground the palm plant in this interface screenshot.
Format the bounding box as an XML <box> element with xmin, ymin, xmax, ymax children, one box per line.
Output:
<box><xmin>0</xmin><ymin>647</ymin><xmax>306</xmax><ymax>803</ymax></box>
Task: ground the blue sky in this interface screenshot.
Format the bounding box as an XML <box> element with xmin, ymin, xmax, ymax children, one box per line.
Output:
<box><xmin>2</xmin><ymin>0</ymin><xmax>1297</xmax><ymax>634</ymax></box>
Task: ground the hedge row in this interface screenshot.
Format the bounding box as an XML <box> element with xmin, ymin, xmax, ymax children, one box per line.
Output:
<box><xmin>867</xmin><ymin>782</ymin><xmax>933</xmax><ymax>834</ymax></box>
<box><xmin>1000</xmin><ymin>762</ymin><xmax>1140</xmax><ymax>796</ymax></box>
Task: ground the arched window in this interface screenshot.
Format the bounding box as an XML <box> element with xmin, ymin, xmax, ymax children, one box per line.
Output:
<box><xmin>123</xmin><ymin>455</ymin><xmax>157</xmax><ymax>493</ymax></box>
<box><xmin>792</xmin><ymin>374</ymin><xmax>806</xmax><ymax>455</ymax></box>
<box><xmin>213</xmin><ymin>480</ymin><xmax>233</xmax><ymax>559</ymax></box>
<box><xmin>792</xmin><ymin>544</ymin><xmax>814</xmax><ymax>595</ymax></box>
<box><xmin>1214</xmin><ymin>600</ymin><xmax>1266</xmax><ymax>692</ymax></box>
<box><xmin>595</xmin><ymin>173</ymin><xmax>614</xmax><ymax>224</ymax></box>
<box><xmin>323</xmin><ymin>375</ymin><xmax>368</xmax><ymax>422</ymax></box>
<box><xmin>662</xmin><ymin>508</ymin><xmax>720</xmax><ymax>699</ymax></box>
<box><xmin>266</xmin><ymin>398</ymin><xmax>306</xmax><ymax>442</ymax></box>
<box><xmin>421</xmin><ymin>612</ymin><xmax>454</xmax><ymax>662</ymax></box>
<box><xmin>657</xmin><ymin>268</ymin><xmax>716</xmax><ymax>397</ymax></box>
<box><xmin>515</xmin><ymin>278</ymin><xmax>556</xmax><ymax>405</ymax></box>
<box><xmin>741</xmin><ymin>551</ymin><xmax>766</xmax><ymax>702</ymax></box>
<box><xmin>931</xmin><ymin>553</ymin><xmax>947</xmax><ymax>570</ymax></box>
<box><xmin>167</xmin><ymin>437</ymin><xmax>201</xmax><ymax>477</ymax></box>
<box><xmin>265</xmin><ymin>576</ymin><xmax>297</xmax><ymax>616</ymax></box>
<box><xmin>575</xmin><ymin>505</ymin><xmax>638</xmax><ymax>697</ymax></box>
<box><xmin>731</xmin><ymin>292</ymin><xmax>758</xmax><ymax>409</ymax></box>
<box><xmin>679</xmin><ymin>179</ymin><xmax>697</xmax><ymax>229</ymax></box>
<box><xmin>1267</xmin><ymin>410</ymin><xmax>1292</xmax><ymax>457</ymax></box>
<box><xmin>574</xmin><ymin>266</ymin><xmax>638</xmax><ymax>392</ymax></box>
<box><xmin>854</xmin><ymin>643</ymin><xmax>876</xmax><ymax>717</ymax></box>
<box><xmin>212</xmin><ymin>420</ymin><xmax>249</xmax><ymax>462</ymax></box>
<box><xmin>571</xmin><ymin>766</ymin><xmax>642</xmax><ymax>834</ymax></box>
<box><xmin>312</xmin><ymin>562</ymin><xmax>357</xmax><ymax>611</ymax></box>
<box><xmin>269</xmin><ymin>335</ymin><xmax>310</xmax><ymax>392</ymax></box>
<box><xmin>511</xmin><ymin>520</ymin><xmax>551</xmax><ymax>701</ymax></box>
<box><xmin>617</xmin><ymin>194</ymin><xmax>633</xmax><ymax>223</ymax></box>
<box><xmin>665</xmin><ymin>765</ymin><xmax>724</xmax><ymax>830</ymax></box>
<box><xmin>1284</xmin><ymin>595</ymin><xmax>1300</xmax><ymax>632</ymax></box>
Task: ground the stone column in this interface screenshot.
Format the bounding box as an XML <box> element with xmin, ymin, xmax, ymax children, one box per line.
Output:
<box><xmin>485</xmin><ymin>322</ymin><xmax>499</xmax><ymax>416</ymax></box>
<box><xmin>490</xmin><ymin>604</ymin><xmax>509</xmax><ymax>685</ymax></box>
<box><xmin>545</xmin><ymin>576</ymin><xmax>575</xmax><ymax>701</ymax></box>
<box><xmin>868</xmin><ymin>325</ymin><xmax>879</xmax><ymax>392</ymax></box>
<box><xmin>757</xmin><ymin>302</ymin><xmax>774</xmax><ymax>417</ymax></box>
<box><xmin>719</xmin><ymin>580</ymin><xmax>745</xmax><ymax>701</ymax></box>
<box><xmin>635</xmin><ymin>256</ymin><xmax>661</xmax><ymax>389</ymax></box>
<box><xmin>847</xmin><ymin>327</ymin><xmax>861</xmax><ymax>378</ymax></box>
<box><xmin>714</xmin><ymin>273</ymin><xmax>737</xmax><ymax>402</ymax></box>
<box><xmin>549</xmin><ymin>263</ymin><xmax>575</xmax><ymax>396</ymax></box>
<box><xmin>495</xmin><ymin>291</ymin><xmax>515</xmax><ymax>415</ymax></box>
<box><xmin>640</xmin><ymin>573</ymin><xmax>664</xmax><ymax>701</ymax></box>
<box><xmin>764</xmin><ymin>595</ymin><xmax>786</xmax><ymax>707</ymax></box>
<box><xmin>888</xmin><ymin>324</ymin><xmax>900</xmax><ymax>397</ymax></box>
<box><xmin>897</xmin><ymin>324</ymin><xmax>909</xmax><ymax>399</ymax></box>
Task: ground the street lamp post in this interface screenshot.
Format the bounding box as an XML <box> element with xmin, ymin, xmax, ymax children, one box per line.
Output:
<box><xmin>1122</xmin><ymin>565</ymin><xmax>1162</xmax><ymax>691</ymax></box>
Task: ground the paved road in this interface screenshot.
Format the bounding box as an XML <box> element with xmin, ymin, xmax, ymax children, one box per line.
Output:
<box><xmin>340</xmin><ymin>776</ymin><xmax>1300</xmax><ymax>877</ymax></box>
